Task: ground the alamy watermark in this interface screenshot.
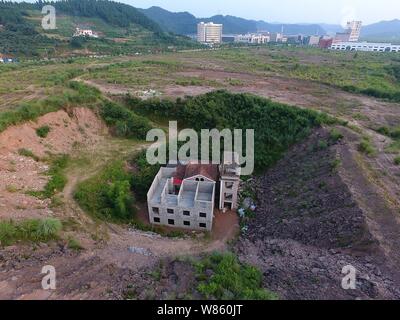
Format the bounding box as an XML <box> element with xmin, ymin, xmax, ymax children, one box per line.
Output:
<box><xmin>41</xmin><ymin>5</ymin><xmax>57</xmax><ymax>30</ymax></box>
<box><xmin>146</xmin><ymin>121</ymin><xmax>255</xmax><ymax>175</ymax></box>
<box><xmin>41</xmin><ymin>265</ymin><xmax>56</xmax><ymax>290</ymax></box>
<box><xmin>341</xmin><ymin>265</ymin><xmax>357</xmax><ymax>290</ymax></box>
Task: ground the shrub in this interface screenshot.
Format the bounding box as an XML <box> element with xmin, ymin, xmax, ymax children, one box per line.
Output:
<box><xmin>358</xmin><ymin>138</ymin><xmax>376</xmax><ymax>157</ymax></box>
<box><xmin>100</xmin><ymin>101</ymin><xmax>152</xmax><ymax>140</ymax></box>
<box><xmin>130</xmin><ymin>150</ymin><xmax>161</xmax><ymax>201</ymax></box>
<box><xmin>329</xmin><ymin>128</ymin><xmax>344</xmax><ymax>143</ymax></box>
<box><xmin>317</xmin><ymin>139</ymin><xmax>328</xmax><ymax>150</ymax></box>
<box><xmin>68</xmin><ymin>238</ymin><xmax>83</xmax><ymax>251</ymax></box>
<box><xmin>394</xmin><ymin>156</ymin><xmax>400</xmax><ymax>166</ymax></box>
<box><xmin>195</xmin><ymin>252</ymin><xmax>278</xmax><ymax>300</ymax></box>
<box><xmin>74</xmin><ymin>161</ymin><xmax>135</xmax><ymax>221</ymax></box>
<box><xmin>36</xmin><ymin>125</ymin><xmax>51</xmax><ymax>138</ymax></box>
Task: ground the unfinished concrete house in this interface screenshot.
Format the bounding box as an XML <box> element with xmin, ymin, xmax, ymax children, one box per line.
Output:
<box><xmin>147</xmin><ymin>163</ymin><xmax>218</xmax><ymax>231</ymax></box>
<box><xmin>147</xmin><ymin>152</ymin><xmax>241</xmax><ymax>231</ymax></box>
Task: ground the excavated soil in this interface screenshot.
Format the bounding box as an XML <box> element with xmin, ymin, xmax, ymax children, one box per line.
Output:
<box><xmin>0</xmin><ymin>107</ymin><xmax>106</xmax><ymax>221</ymax></box>
<box><xmin>235</xmin><ymin>128</ymin><xmax>400</xmax><ymax>300</ymax></box>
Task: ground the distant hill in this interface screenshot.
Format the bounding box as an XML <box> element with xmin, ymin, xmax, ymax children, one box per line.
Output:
<box><xmin>256</xmin><ymin>21</ymin><xmax>325</xmax><ymax>35</ymax></box>
<box><xmin>140</xmin><ymin>6</ymin><xmax>326</xmax><ymax>36</ymax></box>
<box><xmin>138</xmin><ymin>6</ymin><xmax>198</xmax><ymax>34</ymax></box>
<box><xmin>361</xmin><ymin>19</ymin><xmax>400</xmax><ymax>42</ymax></box>
<box><xmin>0</xmin><ymin>0</ymin><xmax>197</xmax><ymax>57</ymax></box>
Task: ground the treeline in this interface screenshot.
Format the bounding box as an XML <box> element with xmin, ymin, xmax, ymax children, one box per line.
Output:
<box><xmin>126</xmin><ymin>90</ymin><xmax>336</xmax><ymax>172</ymax></box>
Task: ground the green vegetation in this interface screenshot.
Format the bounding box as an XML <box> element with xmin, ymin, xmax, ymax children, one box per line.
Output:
<box><xmin>130</xmin><ymin>150</ymin><xmax>161</xmax><ymax>201</ymax></box>
<box><xmin>5</xmin><ymin>185</ymin><xmax>19</xmax><ymax>193</ymax></box>
<box><xmin>43</xmin><ymin>155</ymin><xmax>70</xmax><ymax>198</ymax></box>
<box><xmin>36</xmin><ymin>125</ymin><xmax>51</xmax><ymax>138</ymax></box>
<box><xmin>74</xmin><ymin>161</ymin><xmax>135</xmax><ymax>221</ymax></box>
<box><xmin>358</xmin><ymin>137</ymin><xmax>377</xmax><ymax>157</ymax></box>
<box><xmin>131</xmin><ymin>90</ymin><xmax>335</xmax><ymax>172</ymax></box>
<box><xmin>0</xmin><ymin>81</ymin><xmax>101</xmax><ymax>133</ymax></box>
<box><xmin>0</xmin><ymin>218</ymin><xmax>62</xmax><ymax>246</ymax></box>
<box><xmin>194</xmin><ymin>252</ymin><xmax>278</xmax><ymax>300</ymax></box>
<box><xmin>192</xmin><ymin>47</ymin><xmax>400</xmax><ymax>102</ymax></box>
<box><xmin>29</xmin><ymin>155</ymin><xmax>70</xmax><ymax>199</ymax></box>
<box><xmin>394</xmin><ymin>156</ymin><xmax>400</xmax><ymax>166</ymax></box>
<box><xmin>0</xmin><ymin>0</ymin><xmax>198</xmax><ymax>58</ymax></box>
<box><xmin>18</xmin><ymin>148</ymin><xmax>40</xmax><ymax>161</ymax></box>
<box><xmin>100</xmin><ymin>101</ymin><xmax>152</xmax><ymax>140</ymax></box>
<box><xmin>67</xmin><ymin>237</ymin><xmax>84</xmax><ymax>251</ymax></box>
<box><xmin>329</xmin><ymin>128</ymin><xmax>344</xmax><ymax>143</ymax></box>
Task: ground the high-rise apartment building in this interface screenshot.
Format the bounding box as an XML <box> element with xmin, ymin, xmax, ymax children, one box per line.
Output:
<box><xmin>334</xmin><ymin>21</ymin><xmax>362</xmax><ymax>43</ymax></box>
<box><xmin>345</xmin><ymin>21</ymin><xmax>362</xmax><ymax>42</ymax></box>
<box><xmin>197</xmin><ymin>22</ymin><xmax>223</xmax><ymax>44</ymax></box>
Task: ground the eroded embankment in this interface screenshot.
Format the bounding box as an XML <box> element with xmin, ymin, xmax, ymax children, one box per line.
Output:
<box><xmin>0</xmin><ymin>107</ymin><xmax>106</xmax><ymax>220</ymax></box>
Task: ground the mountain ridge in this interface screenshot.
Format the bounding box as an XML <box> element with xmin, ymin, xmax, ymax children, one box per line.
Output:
<box><xmin>139</xmin><ymin>6</ymin><xmax>326</xmax><ymax>36</ymax></box>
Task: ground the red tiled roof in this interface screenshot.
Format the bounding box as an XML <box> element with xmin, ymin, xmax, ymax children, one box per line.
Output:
<box><xmin>175</xmin><ymin>163</ymin><xmax>219</xmax><ymax>182</ymax></box>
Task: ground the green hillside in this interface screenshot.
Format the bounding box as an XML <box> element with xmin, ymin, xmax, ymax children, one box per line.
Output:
<box><xmin>0</xmin><ymin>0</ymin><xmax>198</xmax><ymax>58</ymax></box>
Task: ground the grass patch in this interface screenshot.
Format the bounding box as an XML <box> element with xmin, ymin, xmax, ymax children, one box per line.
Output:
<box><xmin>194</xmin><ymin>252</ymin><xmax>278</xmax><ymax>300</ymax></box>
<box><xmin>29</xmin><ymin>155</ymin><xmax>69</xmax><ymax>199</ymax></box>
<box><xmin>394</xmin><ymin>156</ymin><xmax>400</xmax><ymax>166</ymax></box>
<box><xmin>36</xmin><ymin>125</ymin><xmax>51</xmax><ymax>138</ymax></box>
<box><xmin>18</xmin><ymin>148</ymin><xmax>40</xmax><ymax>161</ymax></box>
<box><xmin>5</xmin><ymin>185</ymin><xmax>19</xmax><ymax>193</ymax></box>
<box><xmin>67</xmin><ymin>237</ymin><xmax>84</xmax><ymax>251</ymax></box>
<box><xmin>0</xmin><ymin>218</ymin><xmax>62</xmax><ymax>246</ymax></box>
<box><xmin>74</xmin><ymin>160</ymin><xmax>135</xmax><ymax>221</ymax></box>
<box><xmin>358</xmin><ymin>137</ymin><xmax>376</xmax><ymax>157</ymax></box>
<box><xmin>329</xmin><ymin>128</ymin><xmax>344</xmax><ymax>143</ymax></box>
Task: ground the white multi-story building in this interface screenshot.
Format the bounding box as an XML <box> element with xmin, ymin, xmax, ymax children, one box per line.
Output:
<box><xmin>330</xmin><ymin>42</ymin><xmax>400</xmax><ymax>53</ymax></box>
<box><xmin>346</xmin><ymin>21</ymin><xmax>362</xmax><ymax>42</ymax></box>
<box><xmin>147</xmin><ymin>152</ymin><xmax>241</xmax><ymax>231</ymax></box>
<box><xmin>234</xmin><ymin>33</ymin><xmax>270</xmax><ymax>44</ymax></box>
<box><xmin>197</xmin><ymin>22</ymin><xmax>223</xmax><ymax>44</ymax></box>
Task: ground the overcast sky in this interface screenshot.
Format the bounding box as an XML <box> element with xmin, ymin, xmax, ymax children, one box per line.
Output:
<box><xmin>120</xmin><ymin>0</ymin><xmax>400</xmax><ymax>25</ymax></box>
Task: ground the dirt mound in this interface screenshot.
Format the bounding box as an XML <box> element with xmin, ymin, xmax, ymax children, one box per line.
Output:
<box><xmin>0</xmin><ymin>107</ymin><xmax>107</xmax><ymax>221</ymax></box>
<box><xmin>236</xmin><ymin>128</ymin><xmax>400</xmax><ymax>300</ymax></box>
<box><xmin>0</xmin><ymin>107</ymin><xmax>106</xmax><ymax>158</ymax></box>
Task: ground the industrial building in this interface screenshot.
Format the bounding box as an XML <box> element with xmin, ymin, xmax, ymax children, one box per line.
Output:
<box><xmin>330</xmin><ymin>42</ymin><xmax>400</xmax><ymax>52</ymax></box>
